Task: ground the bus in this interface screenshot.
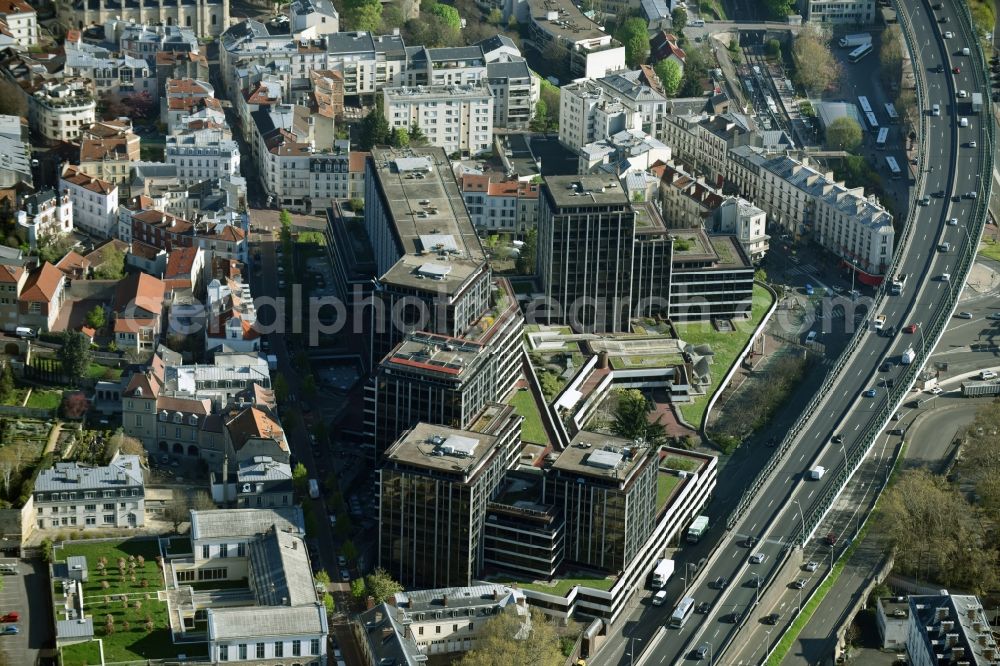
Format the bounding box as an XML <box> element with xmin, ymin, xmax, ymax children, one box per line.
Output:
<box><xmin>669</xmin><ymin>596</ymin><xmax>696</xmax><ymax>629</ymax></box>
<box><xmin>866</xmin><ymin>111</ymin><xmax>879</xmax><ymax>132</ymax></box>
<box><xmin>876</xmin><ymin>127</ymin><xmax>889</xmax><ymax>149</ymax></box>
<box><xmin>886</xmin><ymin>155</ymin><xmax>902</xmax><ymax>179</ymax></box>
<box><xmin>744</xmin><ymin>78</ymin><xmax>754</xmax><ymax>95</ymax></box>
<box><xmin>849</xmin><ymin>43</ymin><xmax>873</xmax><ymax>63</ymax></box>
<box><xmin>858</xmin><ymin>96</ymin><xmax>873</xmax><ymax>114</ymax></box>
<box><xmin>884</xmin><ymin>102</ymin><xmax>899</xmax><ymax>123</ymax></box>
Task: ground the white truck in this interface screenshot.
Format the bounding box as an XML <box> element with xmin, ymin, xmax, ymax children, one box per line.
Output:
<box><xmin>650</xmin><ymin>559</ymin><xmax>675</xmax><ymax>589</ymax></box>
<box><xmin>687</xmin><ymin>515</ymin><xmax>710</xmax><ymax>543</ymax></box>
<box><xmin>809</xmin><ymin>466</ymin><xmax>826</xmax><ymax>480</ymax></box>
<box><xmin>890</xmin><ymin>273</ymin><xmax>907</xmax><ymax>296</ymax></box>
<box><xmin>839</xmin><ymin>33</ymin><xmax>871</xmax><ymax>48</ymax></box>
<box><xmin>972</xmin><ymin>92</ymin><xmax>983</xmax><ymax>113</ymax></box>
<box><xmin>873</xmin><ymin>314</ymin><xmax>886</xmax><ymax>331</ymax></box>
<box><xmin>901</xmin><ymin>347</ymin><xmax>916</xmax><ymax>365</ymax></box>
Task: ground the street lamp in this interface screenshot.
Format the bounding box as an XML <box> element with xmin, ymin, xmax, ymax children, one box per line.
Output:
<box><xmin>793</xmin><ymin>499</ymin><xmax>805</xmax><ymax>546</ymax></box>
<box><xmin>629</xmin><ymin>635</ymin><xmax>642</xmax><ymax>666</ymax></box>
<box><xmin>839</xmin><ymin>443</ymin><xmax>850</xmax><ymax>476</ymax></box>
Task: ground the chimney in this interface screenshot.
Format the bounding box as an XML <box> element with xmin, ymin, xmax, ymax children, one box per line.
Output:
<box><xmin>442</xmin><ymin>595</ymin><xmax>448</xmax><ymax>607</ymax></box>
<box><xmin>493</xmin><ymin>589</ymin><xmax>500</xmax><ymax>601</ymax></box>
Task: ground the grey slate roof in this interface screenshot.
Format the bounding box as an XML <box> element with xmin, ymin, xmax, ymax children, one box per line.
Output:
<box><xmin>356</xmin><ymin>603</ymin><xmax>422</xmax><ymax>666</ymax></box>
<box><xmin>35</xmin><ymin>456</ymin><xmax>144</xmax><ymax>493</ymax></box>
<box><xmin>325</xmin><ymin>31</ymin><xmax>375</xmax><ymax>56</ymax></box>
<box><xmin>394</xmin><ymin>584</ymin><xmax>525</xmax><ymax>614</ymax></box>
<box><xmin>476</xmin><ymin>35</ymin><xmax>516</xmax><ymax>54</ymax></box>
<box><xmin>247</xmin><ymin>527</ymin><xmax>316</xmax><ymax>606</ymax></box>
<box><xmin>57</xmin><ymin>618</ymin><xmax>94</xmax><ymax>641</ymax></box>
<box><xmin>237</xmin><ymin>456</ymin><xmax>292</xmax><ymax>483</ymax></box>
<box><xmin>207</xmin><ymin>604</ymin><xmax>326</xmax><ymax>640</ymax></box>
<box><xmin>190</xmin><ymin>507</ymin><xmax>303</xmax><ymax>540</ymax></box>
<box><xmin>427</xmin><ymin>46</ymin><xmax>485</xmax><ymax>62</ymax></box>
<box><xmin>487</xmin><ymin>60</ymin><xmax>531</xmax><ymax>80</ymax></box>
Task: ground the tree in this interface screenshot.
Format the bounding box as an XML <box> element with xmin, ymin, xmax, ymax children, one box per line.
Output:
<box><xmin>408</xmin><ymin>123</ymin><xmax>427</xmax><ymax>146</ymax></box>
<box><xmin>345</xmin><ymin>0</ymin><xmax>383</xmax><ymax>32</ymax></box>
<box><xmin>279</xmin><ymin>209</ymin><xmax>292</xmax><ymax>231</ymax></box>
<box><xmin>273</xmin><ymin>375</ymin><xmax>290</xmax><ymax>403</ymax></box>
<box><xmin>360</xmin><ymin>104</ymin><xmax>391</xmax><ymax>150</ymax></box>
<box><xmin>765</xmin><ymin>38</ymin><xmax>781</xmax><ymax>58</ymax></box>
<box><xmin>615</xmin><ymin>17</ymin><xmax>650</xmax><ymax>69</ymax></box>
<box><xmin>36</xmin><ymin>234</ymin><xmax>75</xmax><ymax>264</ymax></box>
<box><xmin>761</xmin><ymin>0</ymin><xmax>794</xmax><ymax>18</ymax></box>
<box><xmin>825</xmin><ymin>116</ymin><xmax>863</xmax><ymax>151</ymax></box>
<box><xmin>0</xmin><ymin>363</ymin><xmax>14</xmax><ymax>405</ymax></box>
<box><xmin>429</xmin><ymin>2</ymin><xmax>461</xmax><ymax>30</ymax></box>
<box><xmin>792</xmin><ymin>30</ymin><xmax>840</xmax><ymax>94</ymax></box>
<box><xmin>341</xmin><ymin>539</ymin><xmax>358</xmax><ymax>563</ymax></box>
<box><xmin>654</xmin><ymin>59</ymin><xmax>682</xmax><ymax>98</ymax></box>
<box><xmin>381</xmin><ymin>3</ymin><xmax>407</xmax><ymax>31</ymax></box>
<box><xmin>0</xmin><ymin>80</ymin><xmax>26</xmax><ymax>118</ymax></box>
<box><xmin>879</xmin><ymin>24</ymin><xmax>903</xmax><ymax>88</ymax></box>
<box><xmin>488</xmin><ymin>8</ymin><xmax>503</xmax><ymax>24</ymax></box>
<box><xmin>516</xmin><ymin>227</ymin><xmax>537</xmax><ymax>275</ymax></box>
<box><xmin>364</xmin><ymin>568</ymin><xmax>403</xmax><ymax>604</ymax></box>
<box><xmin>678</xmin><ymin>42</ymin><xmax>709</xmax><ymax>97</ymax></box>
<box><xmin>350</xmin><ymin>578</ymin><xmax>366</xmax><ymax>599</ymax></box>
<box><xmin>754</xmin><ymin>268</ymin><xmax>768</xmax><ymax>283</ymax></box>
<box><xmin>292</xmin><ymin>462</ymin><xmax>309</xmax><ymax>495</ymax></box>
<box><xmin>456</xmin><ymin>608</ymin><xmax>563</xmax><ymax>666</ymax></box>
<box><xmin>58</xmin><ymin>331</ymin><xmax>93</xmax><ymax>382</ymax></box>
<box><xmin>93</xmin><ymin>245</ymin><xmax>125</xmax><ymax>280</ymax></box>
<box><xmin>86</xmin><ymin>305</ymin><xmax>106</xmax><ymax>330</ymax></box>
<box><xmin>390</xmin><ymin>126</ymin><xmax>410</xmax><ymax>148</ymax></box>
<box><xmin>611</xmin><ymin>389</ymin><xmax>666</xmax><ymax>446</ymax></box>
<box><xmin>671</xmin><ymin>6</ymin><xmax>687</xmax><ymax>31</ymax></box>
<box><xmin>165</xmin><ymin>493</ymin><xmax>192</xmax><ymax>531</ymax></box>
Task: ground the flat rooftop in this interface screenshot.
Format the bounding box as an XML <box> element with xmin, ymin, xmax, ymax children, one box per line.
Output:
<box><xmin>381</xmin><ymin>332</ymin><xmax>487</xmax><ymax>379</ymax></box>
<box><xmin>369</xmin><ymin>147</ymin><xmax>487</xmax><ymax>295</ymax></box>
<box><xmin>527</xmin><ymin>0</ymin><xmax>607</xmax><ymax>43</ymax></box>
<box><xmin>552</xmin><ymin>432</ymin><xmax>651</xmax><ymax>481</ymax></box>
<box><xmin>544</xmin><ymin>175</ymin><xmax>631</xmax><ymax>208</ymax></box>
<box><xmin>384</xmin><ymin>421</ymin><xmax>501</xmax><ymax>480</ymax></box>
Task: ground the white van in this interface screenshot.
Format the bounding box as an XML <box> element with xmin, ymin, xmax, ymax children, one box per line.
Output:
<box><xmin>14</xmin><ymin>326</ymin><xmax>34</xmax><ymax>339</ymax></box>
<box><xmin>652</xmin><ymin>590</ymin><xmax>668</xmax><ymax>606</ymax></box>
<box><xmin>688</xmin><ymin>18</ymin><xmax>705</xmax><ymax>27</ymax></box>
<box><xmin>958</xmin><ymin>90</ymin><xmax>968</xmax><ymax>98</ymax></box>
<box><xmin>806</xmin><ymin>331</ymin><xmax>818</xmax><ymax>343</ymax></box>
<box><xmin>932</xmin><ymin>104</ymin><xmax>941</xmax><ymax>116</ymax></box>
<box><xmin>962</xmin><ymin>47</ymin><xmax>971</xmax><ymax>56</ymax></box>
<box><xmin>960</xmin><ymin>117</ymin><xmax>969</xmax><ymax>127</ymax></box>
<box><xmin>941</xmin><ymin>273</ymin><xmax>951</xmax><ymax>282</ymax></box>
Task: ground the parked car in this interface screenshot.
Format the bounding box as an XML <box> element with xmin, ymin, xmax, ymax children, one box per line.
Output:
<box><xmin>2</xmin><ymin>626</ymin><xmax>17</xmax><ymax>635</ymax></box>
<box><xmin>749</xmin><ymin>552</ymin><xmax>767</xmax><ymax>564</ymax></box>
<box><xmin>340</xmin><ymin>568</ymin><xmax>351</xmax><ymax>582</ymax></box>
<box><xmin>956</xmin><ymin>311</ymin><xmax>973</xmax><ymax>319</ymax></box>
<box><xmin>805</xmin><ymin>561</ymin><xmax>819</xmax><ymax>572</ymax></box>
<box><xmin>0</xmin><ymin>613</ymin><xmax>18</xmax><ymax>623</ymax></box>
<box><xmin>337</xmin><ymin>555</ymin><xmax>348</xmax><ymax>567</ymax></box>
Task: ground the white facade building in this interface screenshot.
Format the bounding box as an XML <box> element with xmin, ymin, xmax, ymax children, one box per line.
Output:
<box><xmin>802</xmin><ymin>0</ymin><xmax>876</xmax><ymax>24</ymax></box>
<box><xmin>559</xmin><ymin>72</ymin><xmax>666</xmax><ymax>153</ymax></box>
<box><xmin>18</xmin><ymin>189</ymin><xmax>73</xmax><ymax>245</ymax></box>
<box><xmin>459</xmin><ymin>173</ymin><xmax>540</xmax><ymax>236</ymax></box>
<box><xmin>33</xmin><ymin>455</ymin><xmax>145</xmax><ymax>531</ymax></box>
<box><xmin>289</xmin><ymin>0</ymin><xmax>340</xmax><ymax>38</ymax></box>
<box><xmin>59</xmin><ymin>165</ymin><xmax>119</xmax><ymax>239</ymax></box>
<box><xmin>29</xmin><ymin>80</ymin><xmax>97</xmax><ymax>143</ymax></box>
<box><xmin>0</xmin><ymin>0</ymin><xmax>37</xmax><ymax>47</ymax></box>
<box><xmin>63</xmin><ymin>39</ymin><xmax>157</xmax><ymax>100</ymax></box>
<box><xmin>384</xmin><ymin>83</ymin><xmax>494</xmax><ymax>156</ymax></box>
<box><xmin>714</xmin><ymin>197</ymin><xmax>769</xmax><ymax>263</ymax></box>
<box><xmin>166</xmin><ymin>128</ymin><xmax>241</xmax><ymax>186</ymax></box>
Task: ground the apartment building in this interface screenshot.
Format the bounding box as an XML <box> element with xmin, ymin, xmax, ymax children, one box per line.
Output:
<box><xmin>63</xmin><ymin>40</ymin><xmax>157</xmax><ymax>100</ymax></box>
<box><xmin>507</xmin><ymin>0</ymin><xmax>625</xmax><ymax>78</ymax></box>
<box><xmin>29</xmin><ymin>79</ymin><xmax>96</xmax><ymax>143</ymax></box>
<box><xmin>0</xmin><ymin>114</ymin><xmax>30</xmax><ymax>189</ymax></box>
<box><xmin>802</xmin><ymin>0</ymin><xmax>876</xmax><ymax>24</ymax></box>
<box><xmin>204</xmin><ymin>278</ymin><xmax>259</xmax><ymax>354</ymax></box>
<box><xmin>355</xmin><ymin>586</ymin><xmax>529</xmax><ymax>662</ymax></box>
<box><xmin>55</xmin><ymin>0</ymin><xmax>229</xmax><ymax>37</ymax></box>
<box><xmin>59</xmin><ymin>165</ymin><xmax>119</xmax><ymax>239</ymax></box>
<box><xmin>579</xmin><ymin>128</ymin><xmax>671</xmax><ymax>176</ymax></box>
<box><xmin>906</xmin><ymin>594</ymin><xmax>998</xmax><ymax>666</ymax></box>
<box><xmin>814</xmin><ymin>188</ymin><xmax>893</xmax><ymax>277</ymax></box>
<box><xmin>662</xmin><ymin>112</ymin><xmax>755</xmax><ymax>187</ymax></box>
<box><xmin>538</xmin><ymin>175</ymin><xmax>637</xmax><ymax>332</ymax></box>
<box><xmin>402</xmin><ymin>46</ymin><xmax>487</xmax><ymax>87</ymax></box>
<box><xmin>162</xmin><ymin>78</ymin><xmax>217</xmax><ymax>132</ymax></box>
<box><xmin>17</xmin><ymin>189</ymin><xmax>73</xmax><ymax>242</ymax></box>
<box><xmin>384</xmin><ymin>83</ymin><xmax>494</xmax><ymax>156</ymax></box>
<box><xmin>289</xmin><ymin>0</ymin><xmax>340</xmax><ymax>38</ymax></box>
<box><xmin>379</xmin><ymin>414</ymin><xmax>521</xmax><ymax>589</ymax></box>
<box><xmin>78</xmin><ymin>120</ymin><xmax>141</xmax><ymax>186</ymax></box>
<box><xmin>165</xmin><ymin>128</ymin><xmax>241</xmax><ymax>186</ymax></box>
<box><xmin>559</xmin><ymin>72</ymin><xmax>667</xmax><ymax>153</ymax></box>
<box><xmin>459</xmin><ymin>173</ymin><xmax>540</xmax><ymax>236</ymax></box>
<box><xmin>159</xmin><ymin>355</ymin><xmax>271</xmax><ymax>409</ymax></box>
<box><xmin>33</xmin><ymin>455</ymin><xmax>145</xmax><ymax>531</ymax></box>
<box><xmin>0</xmin><ymin>0</ymin><xmax>36</xmax><ymax>47</ymax></box>
<box><xmin>486</xmin><ymin>59</ymin><xmax>538</xmax><ymax>130</ymax></box>
<box><xmin>713</xmin><ymin>197</ymin><xmax>769</xmax><ymax>263</ymax></box>
<box><xmin>114</xmin><ymin>21</ymin><xmax>199</xmax><ymax>67</ymax></box>
<box><xmin>218</xmin><ymin>455</ymin><xmax>293</xmax><ymax>510</ymax></box>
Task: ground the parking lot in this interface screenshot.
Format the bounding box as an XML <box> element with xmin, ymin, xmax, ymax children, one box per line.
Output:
<box><xmin>0</xmin><ymin>559</ymin><xmax>53</xmax><ymax>666</ymax></box>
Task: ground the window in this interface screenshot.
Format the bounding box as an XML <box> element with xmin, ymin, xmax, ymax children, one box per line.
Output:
<box><xmin>274</xmin><ymin>642</ymin><xmax>283</xmax><ymax>657</ymax></box>
<box><xmin>310</xmin><ymin>638</ymin><xmax>320</xmax><ymax>655</ymax></box>
<box><xmin>292</xmin><ymin>640</ymin><xmax>301</xmax><ymax>656</ymax></box>
<box><xmin>202</xmin><ymin>544</ymin><xmax>210</xmax><ymax>559</ymax></box>
<box><xmin>237</xmin><ymin>543</ymin><xmax>245</xmax><ymax>557</ymax></box>
<box><xmin>177</xmin><ymin>570</ymin><xmax>195</xmax><ymax>582</ymax></box>
<box><xmin>238</xmin><ymin>644</ymin><xmax>247</xmax><ymax>660</ymax></box>
<box><xmin>256</xmin><ymin>643</ymin><xmax>265</xmax><ymax>659</ymax></box>
<box><xmin>103</xmin><ymin>515</ymin><xmax>114</xmax><ymax>524</ymax></box>
<box><xmin>219</xmin><ymin>544</ymin><xmax>228</xmax><ymax>558</ymax></box>
<box><xmin>419</xmin><ymin>626</ymin><xmax>424</xmax><ymax>636</ymax></box>
<box><xmin>85</xmin><ymin>517</ymin><xmax>95</xmax><ymax>526</ymax></box>
<box><xmin>218</xmin><ymin>645</ymin><xmax>228</xmax><ymax>661</ymax></box>
<box><xmin>103</xmin><ymin>503</ymin><xmax>115</xmax><ymax>511</ymax></box>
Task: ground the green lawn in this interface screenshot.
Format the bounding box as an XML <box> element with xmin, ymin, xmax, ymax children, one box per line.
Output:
<box><xmin>675</xmin><ymin>284</ymin><xmax>774</xmax><ymax>428</ymax></box>
<box><xmin>979</xmin><ymin>239</ymin><xmax>1000</xmax><ymax>263</ymax></box>
<box><xmin>657</xmin><ymin>473</ymin><xmax>681</xmax><ymax>512</ymax></box>
<box><xmin>25</xmin><ymin>389</ymin><xmax>61</xmax><ymax>411</ymax></box>
<box><xmin>60</xmin><ymin>640</ymin><xmax>102</xmax><ymax>666</ymax></box>
<box><xmin>510</xmin><ymin>389</ymin><xmax>549</xmax><ymax>445</ymax></box>
<box><xmin>86</xmin><ymin>363</ymin><xmax>123</xmax><ymax>381</ymax></box>
<box><xmin>56</xmin><ymin>538</ymin><xmax>180</xmax><ymax>663</ymax></box>
<box><xmin>662</xmin><ymin>456</ymin><xmax>699</xmax><ymax>472</ymax></box>
<box><xmin>612</xmin><ymin>355</ymin><xmax>684</xmax><ymax>368</ymax></box>
<box><xmin>512</xmin><ymin>574</ymin><xmax>616</xmax><ymax>596</ymax></box>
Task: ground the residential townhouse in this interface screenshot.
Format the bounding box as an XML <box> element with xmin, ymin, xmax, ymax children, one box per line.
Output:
<box><xmin>17</xmin><ymin>262</ymin><xmax>66</xmax><ymax>333</ymax></box>
<box><xmin>17</xmin><ymin>189</ymin><xmax>73</xmax><ymax>244</ymax></box>
<box><xmin>211</xmin><ymin>454</ymin><xmax>293</xmax><ymax>510</ymax></box>
<box><xmin>662</xmin><ymin>112</ymin><xmax>755</xmax><ymax>188</ymax></box>
<box><xmin>559</xmin><ymin>72</ymin><xmax>667</xmax><ymax>153</ymax></box>
<box><xmin>28</xmin><ymin>79</ymin><xmax>96</xmax><ymax>143</ymax></box>
<box><xmin>579</xmin><ymin>128</ymin><xmax>672</xmax><ymax>176</ymax></box>
<box><xmin>112</xmin><ymin>271</ymin><xmax>166</xmax><ymax>353</ymax></box>
<box><xmin>204</xmin><ymin>277</ymin><xmax>260</xmax><ymax>354</ymax></box>
<box><xmin>155</xmin><ymin>51</ymin><xmax>210</xmax><ymax>96</ymax></box>
<box><xmin>650</xmin><ymin>31</ymin><xmax>686</xmax><ymax>74</ymax></box>
<box><xmin>162</xmin><ymin>78</ymin><xmax>217</xmax><ymax>132</ymax></box>
<box><xmin>459</xmin><ymin>173</ymin><xmax>540</xmax><ymax>236</ymax></box>
<box><xmin>0</xmin><ymin>263</ymin><xmax>25</xmax><ymax>332</ymax></box>
<box><xmin>118</xmin><ymin>199</ymin><xmax>248</xmax><ymax>263</ymax></box>
<box><xmin>59</xmin><ymin>165</ymin><xmax>119</xmax><ymax>238</ymax></box>
<box><xmin>165</xmin><ymin>128</ymin><xmax>241</xmax><ymax>186</ymax></box>
<box><xmin>78</xmin><ymin>120</ymin><xmax>142</xmax><ymax>187</ymax></box>
<box><xmin>383</xmin><ymin>82</ymin><xmax>494</xmax><ymax>156</ymax></box>
<box><xmin>32</xmin><ymin>455</ymin><xmax>145</xmax><ymax>531</ymax></box>
<box><xmin>713</xmin><ymin>196</ymin><xmax>769</xmax><ymax>263</ymax></box>
<box><xmin>224</xmin><ymin>406</ymin><xmax>291</xmax><ymax>467</ymax></box>
<box><xmin>113</xmin><ymin>21</ymin><xmax>199</xmax><ymax>68</ymax></box>
<box><xmin>0</xmin><ymin>0</ymin><xmax>35</xmax><ymax>47</ymax></box>
<box><xmin>290</xmin><ymin>0</ymin><xmax>340</xmax><ymax>38</ymax></box>
<box><xmin>163</xmin><ymin>245</ymin><xmax>205</xmax><ymax>293</ymax></box>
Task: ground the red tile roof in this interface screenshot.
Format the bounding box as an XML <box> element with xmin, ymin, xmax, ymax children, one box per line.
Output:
<box><xmin>165</xmin><ymin>246</ymin><xmax>199</xmax><ymax>278</ymax></box>
<box><xmin>61</xmin><ymin>165</ymin><xmax>116</xmax><ymax>195</ymax></box>
<box><xmin>18</xmin><ymin>263</ymin><xmax>63</xmax><ymax>303</ymax></box>
<box><xmin>114</xmin><ymin>272</ymin><xmax>165</xmax><ymax>317</ymax></box>
<box><xmin>0</xmin><ymin>263</ymin><xmax>23</xmax><ymax>284</ymax></box>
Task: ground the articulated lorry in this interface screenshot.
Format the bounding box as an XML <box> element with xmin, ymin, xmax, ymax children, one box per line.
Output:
<box><xmin>962</xmin><ymin>381</ymin><xmax>1000</xmax><ymax>397</ymax></box>
<box><xmin>650</xmin><ymin>559</ymin><xmax>675</xmax><ymax>589</ymax></box>
<box><xmin>686</xmin><ymin>515</ymin><xmax>710</xmax><ymax>543</ymax></box>
<box><xmin>839</xmin><ymin>33</ymin><xmax>871</xmax><ymax>48</ymax></box>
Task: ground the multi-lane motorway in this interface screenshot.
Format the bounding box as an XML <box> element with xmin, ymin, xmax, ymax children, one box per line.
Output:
<box><xmin>610</xmin><ymin>1</ymin><xmax>992</xmax><ymax>664</ymax></box>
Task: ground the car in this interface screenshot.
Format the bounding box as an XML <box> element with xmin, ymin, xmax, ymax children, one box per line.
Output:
<box><xmin>805</xmin><ymin>561</ymin><xmax>819</xmax><ymax>572</ymax></box>
<box><xmin>933</xmin><ymin>190</ymin><xmax>945</xmax><ymax>198</ymax></box>
<box><xmin>694</xmin><ymin>644</ymin><xmax>710</xmax><ymax>660</ymax></box>
<box><xmin>722</xmin><ymin>611</ymin><xmax>739</xmax><ymax>623</ymax></box>
<box><xmin>919</xmin><ymin>196</ymin><xmax>931</xmax><ymax>206</ymax></box>
<box><xmin>763</xmin><ymin>612</ymin><xmax>781</xmax><ymax>625</ymax></box>
<box><xmin>696</xmin><ymin>601</ymin><xmax>712</xmax><ymax>614</ymax></box>
<box><xmin>825</xmin><ymin>532</ymin><xmax>838</xmax><ymax>546</ymax></box>
<box><xmin>940</xmin><ymin>15</ymin><xmax>949</xmax><ymax>22</ymax></box>
<box><xmin>714</xmin><ymin>575</ymin><xmax>729</xmax><ymax>589</ymax></box>
<box><xmin>957</xmin><ymin>89</ymin><xmax>967</xmax><ymax>98</ymax></box>
<box><xmin>745</xmin><ymin>535</ymin><xmax>758</xmax><ymax>548</ymax></box>
<box><xmin>0</xmin><ymin>613</ymin><xmax>17</xmax><ymax>623</ymax></box>
<box><xmin>948</xmin><ymin>217</ymin><xmax>959</xmax><ymax>226</ymax></box>
<box><xmin>988</xmin><ymin>312</ymin><xmax>1000</xmax><ymax>320</ymax></box>
<box><xmin>969</xmin><ymin>141</ymin><xmax>978</xmax><ymax>148</ymax></box>
<box><xmin>982</xmin><ymin>370</ymin><xmax>997</xmax><ymax>380</ymax></box>
<box><xmin>863</xmin><ymin>388</ymin><xmax>877</xmax><ymax>398</ymax></box>
<box><xmin>942</xmin><ymin>273</ymin><xmax>951</xmax><ymax>282</ymax></box>
<box><xmin>944</xmin><ymin>31</ymin><xmax>954</xmax><ymax>38</ymax></box>
<box><xmin>929</xmin><ymin>386</ymin><xmax>943</xmax><ymax>395</ymax></box>
<box><xmin>885</xmin><ymin>325</ymin><xmax>896</xmax><ymax>337</ymax></box>
<box><xmin>1</xmin><ymin>626</ymin><xmax>17</xmax><ymax>635</ymax></box>
<box><xmin>957</xmin><ymin>311</ymin><xmax>974</xmax><ymax>319</ymax></box>
<box><xmin>328</xmin><ymin>515</ymin><xmax>337</xmax><ymax>527</ymax></box>
<box><xmin>337</xmin><ymin>555</ymin><xmax>348</xmax><ymax>567</ymax></box>
<box><xmin>748</xmin><ymin>574</ymin><xmax>763</xmax><ymax>588</ymax></box>
<box><xmin>749</xmin><ymin>552</ymin><xmax>767</xmax><ymax>564</ymax></box>
<box><xmin>832</xmin><ymin>434</ymin><xmax>843</xmax><ymax>444</ymax></box>
<box><xmin>881</xmin><ymin>361</ymin><xmax>894</xmax><ymax>372</ymax></box>
<box><xmin>804</xmin><ymin>283</ymin><xmax>814</xmax><ymax>296</ymax></box>
<box><xmin>953</xmin><ymin>66</ymin><xmax>961</xmax><ymax>73</ymax></box>
<box><xmin>903</xmin><ymin>323</ymin><xmax>918</xmax><ymax>334</ymax></box>
<box><xmin>652</xmin><ymin>590</ymin><xmax>668</xmax><ymax>606</ymax></box>
<box><xmin>792</xmin><ymin>578</ymin><xmax>808</xmax><ymax>589</ymax></box>
<box><xmin>952</xmin><ymin>194</ymin><xmax>962</xmax><ymax>202</ymax></box>
<box><xmin>340</xmin><ymin>568</ymin><xmax>351</xmax><ymax>582</ymax></box>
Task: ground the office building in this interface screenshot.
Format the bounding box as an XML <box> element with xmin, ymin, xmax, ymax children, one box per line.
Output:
<box><xmin>379</xmin><ymin>414</ymin><xmax>521</xmax><ymax>588</ymax></box>
<box><xmin>668</xmin><ymin>228</ymin><xmax>755</xmax><ymax>321</ymax></box>
<box><xmin>32</xmin><ymin>455</ymin><xmax>145</xmax><ymax>531</ymax></box>
<box><xmin>802</xmin><ymin>0</ymin><xmax>876</xmax><ymax>24</ymax></box>
<box><xmin>906</xmin><ymin>593</ymin><xmax>997</xmax><ymax>666</ymax></box>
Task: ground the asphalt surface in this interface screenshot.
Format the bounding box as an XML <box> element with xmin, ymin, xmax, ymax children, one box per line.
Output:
<box><xmin>597</xmin><ymin>1</ymin><xmax>989</xmax><ymax>664</ymax></box>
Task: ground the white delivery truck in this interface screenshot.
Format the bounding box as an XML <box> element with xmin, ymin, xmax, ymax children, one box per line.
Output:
<box><xmin>650</xmin><ymin>559</ymin><xmax>675</xmax><ymax>589</ymax></box>
<box><xmin>839</xmin><ymin>33</ymin><xmax>871</xmax><ymax>48</ymax></box>
<box><xmin>687</xmin><ymin>515</ymin><xmax>710</xmax><ymax>543</ymax></box>
<box><xmin>901</xmin><ymin>347</ymin><xmax>916</xmax><ymax>365</ymax></box>
<box><xmin>809</xmin><ymin>466</ymin><xmax>826</xmax><ymax>480</ymax></box>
